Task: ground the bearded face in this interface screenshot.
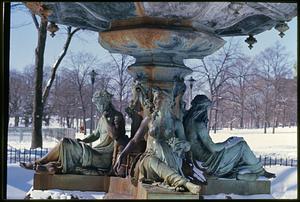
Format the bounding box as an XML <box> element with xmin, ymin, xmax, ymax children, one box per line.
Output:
<box><xmin>92</xmin><ymin>90</ymin><xmax>113</xmax><ymax>113</ymax></box>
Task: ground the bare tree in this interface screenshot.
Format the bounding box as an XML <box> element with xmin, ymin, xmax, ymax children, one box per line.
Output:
<box><xmin>42</xmin><ymin>26</ymin><xmax>80</xmax><ymax>105</ymax></box>
<box><xmin>30</xmin><ymin>13</ymin><xmax>48</xmax><ymax>148</ymax></box>
<box><xmin>107</xmin><ymin>54</ymin><xmax>135</xmax><ymax>113</ymax></box>
<box><xmin>225</xmin><ymin>56</ymin><xmax>254</xmax><ymax>128</ymax></box>
<box><xmin>64</xmin><ymin>52</ymin><xmax>100</xmax><ymax>135</ymax></box>
<box><xmin>253</xmin><ymin>42</ymin><xmax>293</xmax><ymax>134</ymax></box>
<box><xmin>193</xmin><ymin>38</ymin><xmax>242</xmax><ymax>133</ymax></box>
<box><xmin>25</xmin><ymin>4</ymin><xmax>80</xmax><ymax>148</ymax></box>
<box><xmin>9</xmin><ymin>70</ymin><xmax>24</xmax><ymax>126</ymax></box>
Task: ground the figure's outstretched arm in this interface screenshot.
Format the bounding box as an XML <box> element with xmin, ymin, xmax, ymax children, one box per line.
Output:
<box><xmin>105</xmin><ymin>112</ymin><xmax>129</xmax><ymax>146</ymax></box>
<box><xmin>113</xmin><ymin>116</ymin><xmax>150</xmax><ymax>173</ymax></box>
<box><xmin>196</xmin><ymin>123</ymin><xmax>225</xmax><ymax>153</ymax></box>
<box><xmin>80</xmin><ymin>130</ymin><xmax>100</xmax><ymax>143</ymax></box>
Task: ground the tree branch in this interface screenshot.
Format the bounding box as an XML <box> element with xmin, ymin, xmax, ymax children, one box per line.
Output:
<box><xmin>31</xmin><ymin>13</ymin><xmax>39</xmax><ymax>31</ymax></box>
<box><xmin>42</xmin><ymin>27</ymin><xmax>80</xmax><ymax>105</ymax></box>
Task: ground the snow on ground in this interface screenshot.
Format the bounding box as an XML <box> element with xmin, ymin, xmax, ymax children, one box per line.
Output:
<box><xmin>202</xmin><ymin>165</ymin><xmax>297</xmax><ymax>199</ymax></box>
<box><xmin>210</xmin><ymin>127</ymin><xmax>297</xmax><ymax>159</ymax></box>
<box><xmin>8</xmin><ymin>135</ymin><xmax>60</xmax><ymax>149</ymax></box>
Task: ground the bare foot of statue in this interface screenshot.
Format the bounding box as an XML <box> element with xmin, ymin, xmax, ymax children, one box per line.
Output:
<box><xmin>35</xmin><ymin>162</ymin><xmax>61</xmax><ymax>174</ymax></box>
<box><xmin>263</xmin><ymin>170</ymin><xmax>276</xmax><ymax>178</ymax></box>
<box><xmin>185</xmin><ymin>181</ymin><xmax>201</xmax><ymax>194</ymax></box>
<box><xmin>19</xmin><ymin>162</ymin><xmax>37</xmax><ymax>170</ymax></box>
<box><xmin>116</xmin><ymin>164</ymin><xmax>127</xmax><ymax>178</ymax></box>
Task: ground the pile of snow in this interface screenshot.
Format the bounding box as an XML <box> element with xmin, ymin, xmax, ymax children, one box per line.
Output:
<box><xmin>27</xmin><ymin>188</ymin><xmax>105</xmax><ymax>199</ymax></box>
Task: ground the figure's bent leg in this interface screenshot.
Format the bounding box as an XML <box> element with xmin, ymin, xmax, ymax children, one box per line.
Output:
<box><xmin>240</xmin><ymin>142</ymin><xmax>261</xmax><ymax>166</ymax></box>
<box><xmin>239</xmin><ymin>142</ymin><xmax>275</xmax><ymax>178</ymax></box>
<box><xmin>35</xmin><ymin>161</ymin><xmax>62</xmax><ymax>174</ymax></box>
<box><xmin>20</xmin><ymin>140</ymin><xmax>61</xmax><ymax>170</ymax></box>
<box><xmin>35</xmin><ymin>142</ymin><xmax>60</xmax><ymax>164</ymax></box>
<box><xmin>142</xmin><ymin>156</ymin><xmax>200</xmax><ymax>194</ymax></box>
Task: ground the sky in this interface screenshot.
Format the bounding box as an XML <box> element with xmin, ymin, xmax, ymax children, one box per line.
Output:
<box><xmin>10</xmin><ymin>5</ymin><xmax>297</xmax><ymax>72</ymax></box>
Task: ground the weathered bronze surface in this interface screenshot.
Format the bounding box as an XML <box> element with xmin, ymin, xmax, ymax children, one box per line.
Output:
<box><xmin>26</xmin><ymin>2</ymin><xmax>297</xmax><ymax>37</ymax></box>
<box><xmin>33</xmin><ymin>173</ymin><xmax>110</xmax><ymax>192</ymax></box>
<box><xmin>183</xmin><ymin>95</ymin><xmax>276</xmax><ymax>181</ymax></box>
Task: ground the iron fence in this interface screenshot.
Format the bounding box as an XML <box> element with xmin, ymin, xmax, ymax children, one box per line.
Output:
<box><xmin>7</xmin><ymin>145</ymin><xmax>49</xmax><ymax>164</ymax></box>
<box><xmin>258</xmin><ymin>155</ymin><xmax>297</xmax><ymax>167</ymax></box>
<box><xmin>6</xmin><ymin>145</ymin><xmax>297</xmax><ymax>167</ymax></box>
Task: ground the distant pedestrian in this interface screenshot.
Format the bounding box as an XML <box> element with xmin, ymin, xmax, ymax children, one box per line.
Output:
<box><xmin>80</xmin><ymin>125</ymin><xmax>84</xmax><ymax>133</ymax></box>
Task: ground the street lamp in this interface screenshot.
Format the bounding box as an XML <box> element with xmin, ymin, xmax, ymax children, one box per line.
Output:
<box><xmin>187</xmin><ymin>76</ymin><xmax>196</xmax><ymax>108</ymax></box>
<box><xmin>89</xmin><ymin>69</ymin><xmax>98</xmax><ymax>135</ymax></box>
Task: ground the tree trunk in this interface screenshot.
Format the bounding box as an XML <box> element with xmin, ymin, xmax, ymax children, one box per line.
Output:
<box><xmin>208</xmin><ymin>107</ymin><xmax>212</xmax><ymax>133</ymax></box>
<box><xmin>264</xmin><ymin>121</ymin><xmax>267</xmax><ymax>134</ymax></box>
<box><xmin>66</xmin><ymin>116</ymin><xmax>71</xmax><ymax>128</ymax></box>
<box><xmin>213</xmin><ymin>100</ymin><xmax>218</xmax><ymax>134</ymax></box>
<box><xmin>42</xmin><ymin>27</ymin><xmax>80</xmax><ymax>105</ymax></box>
<box><xmin>272</xmin><ymin>116</ymin><xmax>277</xmax><ymax>134</ymax></box>
<box><xmin>255</xmin><ymin>117</ymin><xmax>260</xmax><ymax>128</ymax></box>
<box><xmin>44</xmin><ymin>115</ymin><xmax>50</xmax><ymax>126</ymax></box>
<box><xmin>240</xmin><ymin>101</ymin><xmax>244</xmax><ymax>128</ymax></box>
<box><xmin>31</xmin><ymin>18</ymin><xmax>47</xmax><ymax>149</ymax></box>
<box><xmin>282</xmin><ymin>106</ymin><xmax>286</xmax><ymax>128</ymax></box>
<box><xmin>76</xmin><ymin>118</ymin><xmax>79</xmax><ymax>132</ymax></box>
<box><xmin>24</xmin><ymin>116</ymin><xmax>29</xmax><ymax>127</ymax></box>
<box><xmin>14</xmin><ymin>116</ymin><xmax>19</xmax><ymax>127</ymax></box>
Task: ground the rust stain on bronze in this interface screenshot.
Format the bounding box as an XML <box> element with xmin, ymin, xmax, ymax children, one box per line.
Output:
<box><xmin>144</xmin><ymin>66</ymin><xmax>155</xmax><ymax>81</ymax></box>
<box><xmin>134</xmin><ymin>2</ymin><xmax>145</xmax><ymax>17</ymax></box>
<box><xmin>110</xmin><ymin>17</ymin><xmax>193</xmax><ymax>31</ymax></box>
<box><xmin>100</xmin><ymin>28</ymin><xmax>170</xmax><ymax>49</ymax></box>
<box><xmin>25</xmin><ymin>2</ymin><xmax>53</xmax><ymax>18</ymax></box>
<box><xmin>147</xmin><ymin>81</ymin><xmax>173</xmax><ymax>90</ymax></box>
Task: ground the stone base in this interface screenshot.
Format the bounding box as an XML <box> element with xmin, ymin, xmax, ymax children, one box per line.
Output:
<box><xmin>136</xmin><ymin>183</ymin><xmax>200</xmax><ymax>199</ymax></box>
<box><xmin>202</xmin><ymin>177</ymin><xmax>271</xmax><ymax>195</ymax></box>
<box><xmin>33</xmin><ymin>173</ymin><xmax>110</xmax><ymax>192</ymax></box>
<box><xmin>103</xmin><ymin>177</ymin><xmax>137</xmax><ymax>199</ymax></box>
<box><xmin>33</xmin><ymin>173</ymin><xmax>270</xmax><ymax>198</ymax></box>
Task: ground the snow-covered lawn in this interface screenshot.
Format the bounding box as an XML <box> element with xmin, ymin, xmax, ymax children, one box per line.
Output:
<box><xmin>210</xmin><ymin>127</ymin><xmax>297</xmax><ymax>159</ymax></box>
<box><xmin>6</xmin><ymin>126</ymin><xmax>297</xmax><ymax>199</ymax></box>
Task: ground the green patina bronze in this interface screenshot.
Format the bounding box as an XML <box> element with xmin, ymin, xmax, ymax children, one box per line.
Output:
<box><xmin>183</xmin><ymin>95</ymin><xmax>275</xmax><ymax>181</ymax></box>
<box><xmin>21</xmin><ymin>90</ymin><xmax>129</xmax><ymax>176</ymax></box>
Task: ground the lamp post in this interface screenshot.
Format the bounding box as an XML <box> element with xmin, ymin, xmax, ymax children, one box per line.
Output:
<box><xmin>188</xmin><ymin>76</ymin><xmax>196</xmax><ymax>108</ymax></box>
<box><xmin>89</xmin><ymin>69</ymin><xmax>98</xmax><ymax>135</ymax></box>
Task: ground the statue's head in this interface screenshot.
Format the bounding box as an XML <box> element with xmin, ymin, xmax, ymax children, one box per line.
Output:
<box><xmin>173</xmin><ymin>81</ymin><xmax>186</xmax><ymax>98</ymax></box>
<box><xmin>92</xmin><ymin>90</ymin><xmax>113</xmax><ymax>113</ymax></box>
<box><xmin>191</xmin><ymin>94</ymin><xmax>212</xmax><ymax>109</ymax></box>
<box><xmin>152</xmin><ymin>88</ymin><xmax>171</xmax><ymax>111</ymax></box>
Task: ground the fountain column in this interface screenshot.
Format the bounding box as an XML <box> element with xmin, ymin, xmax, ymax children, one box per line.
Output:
<box><xmin>99</xmin><ymin>24</ymin><xmax>225</xmax><ymax>118</ymax></box>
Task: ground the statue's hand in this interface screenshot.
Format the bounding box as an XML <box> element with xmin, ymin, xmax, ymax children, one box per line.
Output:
<box><xmin>113</xmin><ymin>154</ymin><xmax>124</xmax><ymax>174</ymax></box>
<box><xmin>114</xmin><ymin>116</ymin><xmax>120</xmax><ymax>129</ymax></box>
<box><xmin>125</xmin><ymin>106</ymin><xmax>134</xmax><ymax>117</ymax></box>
